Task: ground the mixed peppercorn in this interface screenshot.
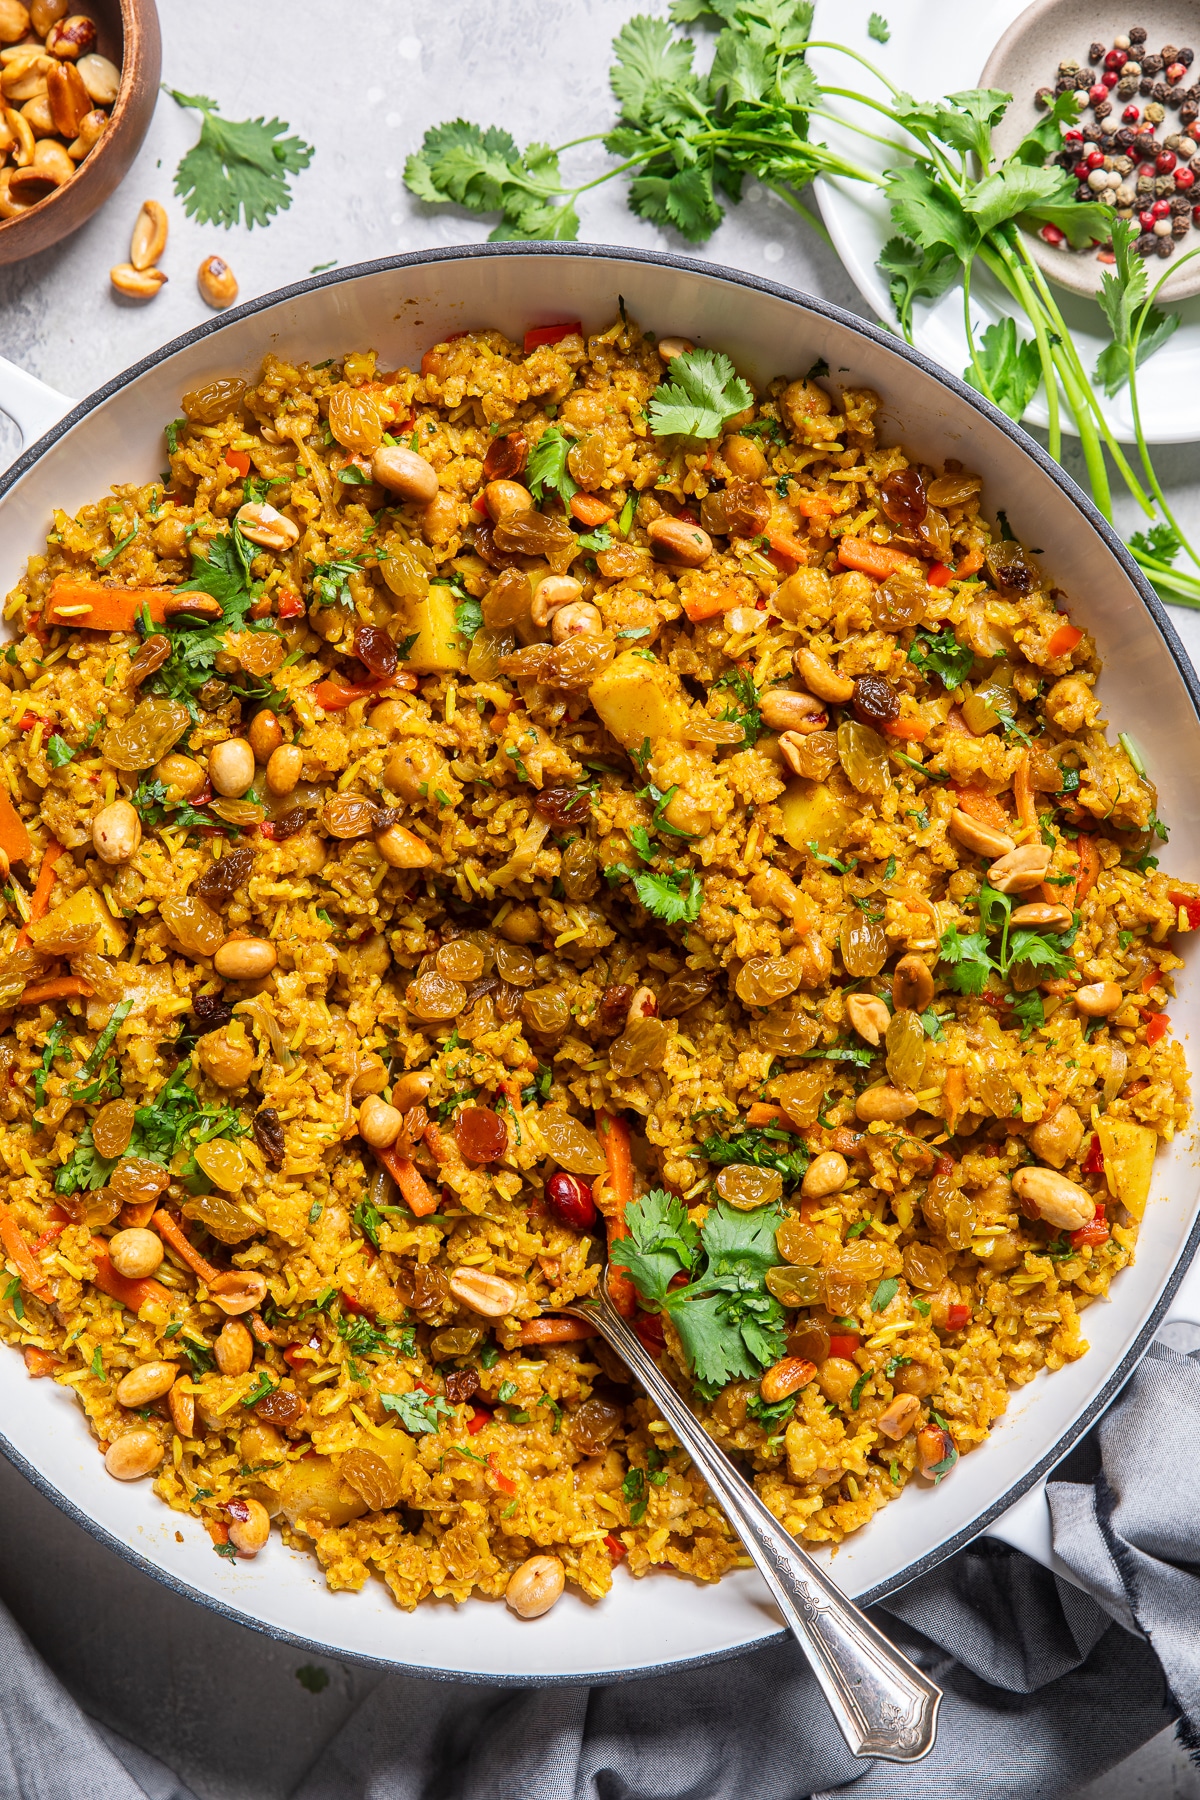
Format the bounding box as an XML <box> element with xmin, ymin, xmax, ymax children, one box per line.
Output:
<box><xmin>1035</xmin><ymin>26</ymin><xmax>1200</xmax><ymax>260</ymax></box>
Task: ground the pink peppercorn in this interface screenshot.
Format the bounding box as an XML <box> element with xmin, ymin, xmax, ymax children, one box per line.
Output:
<box><xmin>1157</xmin><ymin>150</ymin><xmax>1178</xmax><ymax>173</ymax></box>
<box><xmin>1064</xmin><ymin>128</ymin><xmax>1083</xmax><ymax>143</ymax></box>
<box><xmin>1040</xmin><ymin>223</ymin><xmax>1066</xmax><ymax>245</ymax></box>
<box><xmin>1104</xmin><ymin>48</ymin><xmax>1128</xmax><ymax>69</ymax></box>
<box><xmin>1089</xmin><ymin>83</ymin><xmax>1109</xmax><ymax>104</ymax></box>
<box><xmin>1140</xmin><ymin>209</ymin><xmax>1157</xmax><ymax>228</ymax></box>
<box><xmin>1086</xmin><ymin>148</ymin><xmax>1105</xmax><ymax>168</ymax></box>
<box><xmin>1189</xmin><ymin>122</ymin><xmax>1200</xmax><ymax>141</ymax></box>
<box><xmin>1167</xmin><ymin>61</ymin><xmax>1187</xmax><ymax>82</ymax></box>
<box><xmin>1176</xmin><ymin>167</ymin><xmax>1196</xmax><ymax>190</ymax></box>
<box><xmin>1151</xmin><ymin>197</ymin><xmax>1172</xmax><ymax>216</ymax></box>
<box><xmin>1102</xmin><ymin>69</ymin><xmax>1119</xmax><ymax>87</ymax></box>
<box><xmin>1123</xmin><ymin>105</ymin><xmax>1140</xmax><ymax>122</ymax></box>
<box><xmin>1193</xmin><ymin>205</ymin><xmax>1200</xmax><ymax>224</ymax></box>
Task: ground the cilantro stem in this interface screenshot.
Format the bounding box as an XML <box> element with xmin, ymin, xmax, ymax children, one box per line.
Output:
<box><xmin>1128</xmin><ymin>247</ymin><xmax>1200</xmax><ymax>583</ymax></box>
<box><xmin>760</xmin><ymin>179</ymin><xmax>831</xmax><ymax>242</ymax></box>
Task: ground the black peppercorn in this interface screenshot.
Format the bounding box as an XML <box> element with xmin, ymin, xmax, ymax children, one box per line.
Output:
<box><xmin>1182</xmin><ymin>101</ymin><xmax>1199</xmax><ymax>123</ymax></box>
<box><xmin>1075</xmin><ymin>68</ymin><xmax>1094</xmax><ymax>88</ymax></box>
<box><xmin>1172</xmin><ymin>214</ymin><xmax>1190</xmax><ymax>236</ymax></box>
<box><xmin>1170</xmin><ymin>192</ymin><xmax>1192</xmax><ymax>212</ymax></box>
<box><xmin>1035</xmin><ymin>86</ymin><xmax>1054</xmax><ymax>109</ymax></box>
<box><xmin>1136</xmin><ymin>232</ymin><xmax>1157</xmax><ymax>254</ymax></box>
<box><xmin>1161</xmin><ymin>44</ymin><xmax>1179</xmax><ymax>63</ymax></box>
<box><xmin>1167</xmin><ymin>87</ymin><xmax>1185</xmax><ymax>107</ymax></box>
<box><xmin>1140</xmin><ymin>77</ymin><xmax>1153</xmax><ymax>94</ymax></box>
<box><xmin>1156</xmin><ymin>235</ymin><xmax>1175</xmax><ymax>255</ymax></box>
<box><xmin>1083</xmin><ymin>123</ymin><xmax>1102</xmax><ymax>141</ymax></box>
<box><xmin>1115</xmin><ymin>126</ymin><xmax>1136</xmax><ymax>147</ymax></box>
<box><xmin>1129</xmin><ymin>25</ymin><xmax>1147</xmax><ymax>43</ymax></box>
<box><xmin>1089</xmin><ymin>40</ymin><xmax>1105</xmax><ymax>61</ymax></box>
<box><xmin>1144</xmin><ymin>53</ymin><xmax>1164</xmax><ymax>73</ymax></box>
<box><xmin>1094</xmin><ymin>99</ymin><xmax>1112</xmax><ymax>117</ymax></box>
<box><xmin>1180</xmin><ymin>47</ymin><xmax>1195</xmax><ymax>67</ymax></box>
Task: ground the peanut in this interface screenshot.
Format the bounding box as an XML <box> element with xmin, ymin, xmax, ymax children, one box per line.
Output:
<box><xmin>1012</xmin><ymin>1166</ymin><xmax>1095</xmax><ymax>1231</ymax></box>
<box><xmin>949</xmin><ymin>809</ymin><xmax>1015</xmax><ymax>859</ymax></box>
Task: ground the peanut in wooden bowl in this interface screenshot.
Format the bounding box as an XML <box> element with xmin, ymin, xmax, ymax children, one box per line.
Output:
<box><xmin>0</xmin><ymin>0</ymin><xmax>160</xmax><ymax>267</ymax></box>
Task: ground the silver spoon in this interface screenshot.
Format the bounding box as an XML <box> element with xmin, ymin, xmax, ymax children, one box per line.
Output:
<box><xmin>561</xmin><ymin>1280</ymin><xmax>941</xmax><ymax>1763</ymax></box>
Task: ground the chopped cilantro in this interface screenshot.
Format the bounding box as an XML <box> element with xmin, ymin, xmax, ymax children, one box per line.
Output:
<box><xmin>381</xmin><ymin>1391</ymin><xmax>454</xmax><ymax>1434</ymax></box>
<box><xmin>908</xmin><ymin>628</ymin><xmax>974</xmax><ymax>690</ymax></box>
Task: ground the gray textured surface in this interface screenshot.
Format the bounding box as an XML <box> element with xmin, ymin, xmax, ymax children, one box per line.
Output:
<box><xmin>0</xmin><ymin>3</ymin><xmax>1198</xmax><ymax>1794</ymax></box>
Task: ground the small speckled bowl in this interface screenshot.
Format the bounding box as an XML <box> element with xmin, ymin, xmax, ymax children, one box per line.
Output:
<box><xmin>981</xmin><ymin>0</ymin><xmax>1200</xmax><ymax>300</ymax></box>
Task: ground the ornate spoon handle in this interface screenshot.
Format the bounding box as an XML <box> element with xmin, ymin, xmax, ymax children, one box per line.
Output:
<box><xmin>563</xmin><ymin>1285</ymin><xmax>940</xmax><ymax>1763</ymax></box>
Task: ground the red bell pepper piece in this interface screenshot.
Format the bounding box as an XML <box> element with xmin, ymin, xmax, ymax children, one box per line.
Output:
<box><xmin>945</xmin><ymin>1303</ymin><xmax>971</xmax><ymax>1331</ymax></box>
<box><xmin>828</xmin><ymin>1333</ymin><xmax>860</xmax><ymax>1359</ymax></box>
<box><xmin>523</xmin><ymin>321</ymin><xmax>582</xmax><ymax>351</ymax></box>
<box><xmin>926</xmin><ymin>562</ymin><xmax>954</xmax><ymax>587</ymax></box>
<box><xmin>605</xmin><ymin>1533</ymin><xmax>626</xmax><ymax>1560</ymax></box>
<box><xmin>224</xmin><ymin>449</ymin><xmax>251</xmax><ymax>477</ymax></box>
<box><xmin>1072</xmin><ymin>1203</ymin><xmax>1110</xmax><ymax>1249</ymax></box>
<box><xmin>466</xmin><ymin>1406</ymin><xmax>490</xmax><ymax>1436</ymax></box>
<box><xmin>1081</xmin><ymin>1133</ymin><xmax>1105</xmax><ymax>1175</ymax></box>
<box><xmin>1146</xmin><ymin>1012</ymin><xmax>1170</xmax><ymax>1045</ymax></box>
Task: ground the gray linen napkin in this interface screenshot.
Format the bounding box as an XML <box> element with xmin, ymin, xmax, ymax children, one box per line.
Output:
<box><xmin>4</xmin><ymin>1341</ymin><xmax>1200</xmax><ymax>1800</ymax></box>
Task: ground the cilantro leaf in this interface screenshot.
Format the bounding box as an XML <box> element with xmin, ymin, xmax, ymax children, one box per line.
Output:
<box><xmin>46</xmin><ymin>734</ymin><xmax>76</xmax><ymax>769</ymax></box>
<box><xmin>1009</xmin><ymin>989</ymin><xmax>1045</xmax><ymax>1040</ymax></box>
<box><xmin>663</xmin><ymin>1201</ymin><xmax>788</xmax><ymax>1395</ymax></box>
<box><xmin>699</xmin><ymin>1127</ymin><xmax>810</xmax><ymax>1185</ymax></box>
<box><xmin>404</xmin><ymin>118</ymin><xmax>580</xmax><ymax>241</ymax></box>
<box><xmin>867</xmin><ymin>12</ymin><xmax>890</xmax><ymax>41</ymax></box>
<box><xmin>884</xmin><ymin>165</ymin><xmax>977</xmax><ymax>264</ymax></box>
<box><xmin>632</xmin><ymin>865</ymin><xmax>703</xmax><ymax>924</ymax></box>
<box><xmin>1129</xmin><ymin>521</ymin><xmax>1182</xmax><ymax>565</ymax></box>
<box><xmin>175</xmin><ymin>530</ymin><xmax>256</xmax><ymax>622</ymax></box>
<box><xmin>648</xmin><ymin>349</ymin><xmax>754</xmax><ymax>440</ymax></box>
<box><xmin>454</xmin><ymin>597</ymin><xmax>484</xmax><ymax>640</ymax></box>
<box><xmin>380</xmin><ymin>1391</ymin><xmax>454</xmax><ymax>1434</ymax></box>
<box><xmin>527</xmin><ymin>426</ymin><xmax>578</xmax><ymax>507</ymax></box>
<box><xmin>965</xmin><ymin>317</ymin><xmax>1042</xmax><ymax>421</ymax></box>
<box><xmin>908</xmin><ymin>628</ymin><xmax>974</xmax><ymax>689</ymax></box>
<box><xmin>714</xmin><ymin>667</ymin><xmax>762</xmax><ymax>745</ymax></box>
<box><xmin>878</xmin><ymin>236</ymin><xmax>959</xmax><ymax>337</ymax></box>
<box><xmin>1093</xmin><ymin>218</ymin><xmax>1180</xmax><ymax>396</ymax></box>
<box><xmin>167</xmin><ymin>91</ymin><xmax>315</xmax><ymax>230</ymax></box>
<box><xmin>938</xmin><ymin>926</ymin><xmax>993</xmax><ymax>995</ymax></box>
<box><xmin>1007</xmin><ymin>930</ymin><xmax>1073</xmax><ymax>980</ymax></box>
<box><xmin>609</xmin><ymin>1188</ymin><xmax>701</xmax><ymax>1304</ymax></box>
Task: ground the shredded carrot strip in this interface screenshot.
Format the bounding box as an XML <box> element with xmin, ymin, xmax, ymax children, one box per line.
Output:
<box><xmin>0</xmin><ymin>1200</ymin><xmax>54</xmax><ymax>1303</ymax></box>
<box><xmin>151</xmin><ymin>1209</ymin><xmax>222</xmax><ymax>1284</ymax></box>
<box><xmin>375</xmin><ymin>1146</ymin><xmax>439</xmax><ymax>1217</ymax></box>
<box><xmin>745</xmin><ymin>1102</ymin><xmax>795</xmax><ymax>1130</ymax></box>
<box><xmin>836</xmin><ymin>539</ymin><xmax>914</xmax><ymax>579</ymax></box>
<box><xmin>43</xmin><ymin>579</ymin><xmax>174</xmax><ymax>632</ymax></box>
<box><xmin>596</xmin><ymin>1110</ymin><xmax>637</xmax><ymax>1318</ymax></box>
<box><xmin>89</xmin><ymin>1238</ymin><xmax>171</xmax><ymax>1312</ymax></box>
<box><xmin>18</xmin><ymin>976</ymin><xmax>94</xmax><ymax>1006</ymax></box>
<box><xmin>15</xmin><ymin>839</ymin><xmax>64</xmax><ymax>949</ymax></box>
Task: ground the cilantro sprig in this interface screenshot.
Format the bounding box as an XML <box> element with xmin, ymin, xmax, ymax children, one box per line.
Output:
<box><xmin>610</xmin><ymin>1190</ymin><xmax>789</xmax><ymax>1396</ymax></box>
<box><xmin>648</xmin><ymin>349</ymin><xmax>754</xmax><ymax>441</ymax></box>
<box><xmin>167</xmin><ymin>90</ymin><xmax>315</xmax><ymax>229</ymax></box>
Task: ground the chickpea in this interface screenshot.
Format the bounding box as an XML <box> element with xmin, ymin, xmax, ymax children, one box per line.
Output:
<box><xmin>209</xmin><ymin>737</ymin><xmax>255</xmax><ymax>798</ymax></box>
<box><xmin>375</xmin><ymin>824</ymin><xmax>435</xmax><ymax>869</ymax></box>
<box><xmin>351</xmin><ymin>1052</ymin><xmax>388</xmax><ymax>1096</ymax></box>
<box><xmin>266</xmin><ymin>743</ymin><xmax>303</xmax><ymax>796</ymax></box>
<box><xmin>114</xmin><ymin>1361</ymin><xmax>177</xmax><ymax>1407</ymax></box>
<box><xmin>358</xmin><ymin>1093</ymin><xmax>403</xmax><ymax>1148</ymax></box>
<box><xmin>226</xmin><ymin>1496</ymin><xmax>271</xmax><ymax>1555</ymax></box>
<box><xmin>198</xmin><ymin>1024</ymin><xmax>256</xmax><ymax>1088</ymax></box>
<box><xmin>495</xmin><ymin>903</ymin><xmax>539</xmax><ymax>945</ymax></box>
<box><xmin>214</xmin><ymin>1319</ymin><xmax>254</xmax><ymax>1377</ymax></box>
<box><xmin>104</xmin><ymin>1430</ymin><xmax>165</xmax><ymax>1480</ymax></box>
<box><xmin>368</xmin><ymin>700</ymin><xmax>409</xmax><ymax>738</ymax></box>
<box><xmin>247</xmin><ymin>710</ymin><xmax>283</xmax><ymax>762</ymax></box>
<box><xmin>372</xmin><ymin>444</ymin><xmax>439</xmax><ymax>504</ymax></box>
<box><xmin>384</xmin><ymin>738</ymin><xmax>445</xmax><ymax>802</ymax></box>
<box><xmin>213</xmin><ymin>936</ymin><xmax>277</xmax><ymax>980</ymax></box>
<box><xmin>818</xmin><ymin>1356</ymin><xmax>860</xmax><ymax>1406</ymax></box>
<box><xmin>152</xmin><ymin>516</ymin><xmax>188</xmax><ymax>558</ymax></box>
<box><xmin>92</xmin><ymin>798</ymin><xmax>141</xmax><ymax>864</ymax></box>
<box><xmin>892</xmin><ymin>1361</ymin><xmax>937</xmax><ymax>1398</ymax></box>
<box><xmin>108</xmin><ymin>1227</ymin><xmax>163</xmax><ymax>1279</ymax></box>
<box><xmin>505</xmin><ymin>1554</ymin><xmax>565</xmax><ymax>1619</ymax></box>
<box><xmin>155</xmin><ymin>752</ymin><xmax>206</xmax><ymax>801</ymax></box>
<box><xmin>422</xmin><ymin>490</ymin><xmax>457</xmax><ymax>543</ymax></box>
<box><xmin>1030</xmin><ymin>1103</ymin><xmax>1085</xmax><ymax>1170</ymax></box>
<box><xmin>721</xmin><ymin>433</ymin><xmax>769</xmax><ymax>480</ymax></box>
<box><xmin>551</xmin><ymin>600</ymin><xmax>603</xmax><ymax>643</ymax></box>
<box><xmin>483</xmin><ymin>479</ymin><xmax>532</xmax><ymax>522</ymax></box>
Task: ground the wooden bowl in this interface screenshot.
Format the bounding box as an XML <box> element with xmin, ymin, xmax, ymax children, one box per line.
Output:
<box><xmin>0</xmin><ymin>0</ymin><xmax>161</xmax><ymax>266</ymax></box>
<box><xmin>981</xmin><ymin>0</ymin><xmax>1200</xmax><ymax>301</ymax></box>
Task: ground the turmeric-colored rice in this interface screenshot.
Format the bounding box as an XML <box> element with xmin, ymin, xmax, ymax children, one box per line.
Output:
<box><xmin>0</xmin><ymin>311</ymin><xmax>1190</xmax><ymax>1610</ymax></box>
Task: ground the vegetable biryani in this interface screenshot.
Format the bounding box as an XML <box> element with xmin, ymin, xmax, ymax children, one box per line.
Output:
<box><xmin>0</xmin><ymin>312</ymin><xmax>1191</xmax><ymax>1615</ymax></box>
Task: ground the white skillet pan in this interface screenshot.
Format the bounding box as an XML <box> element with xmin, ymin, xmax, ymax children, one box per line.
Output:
<box><xmin>0</xmin><ymin>244</ymin><xmax>1197</xmax><ymax>1683</ymax></box>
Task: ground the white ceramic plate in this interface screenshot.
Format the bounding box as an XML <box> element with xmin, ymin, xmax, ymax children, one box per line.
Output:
<box><xmin>0</xmin><ymin>244</ymin><xmax>1197</xmax><ymax>1682</ymax></box>
<box><xmin>809</xmin><ymin>0</ymin><xmax>1200</xmax><ymax>443</ymax></box>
